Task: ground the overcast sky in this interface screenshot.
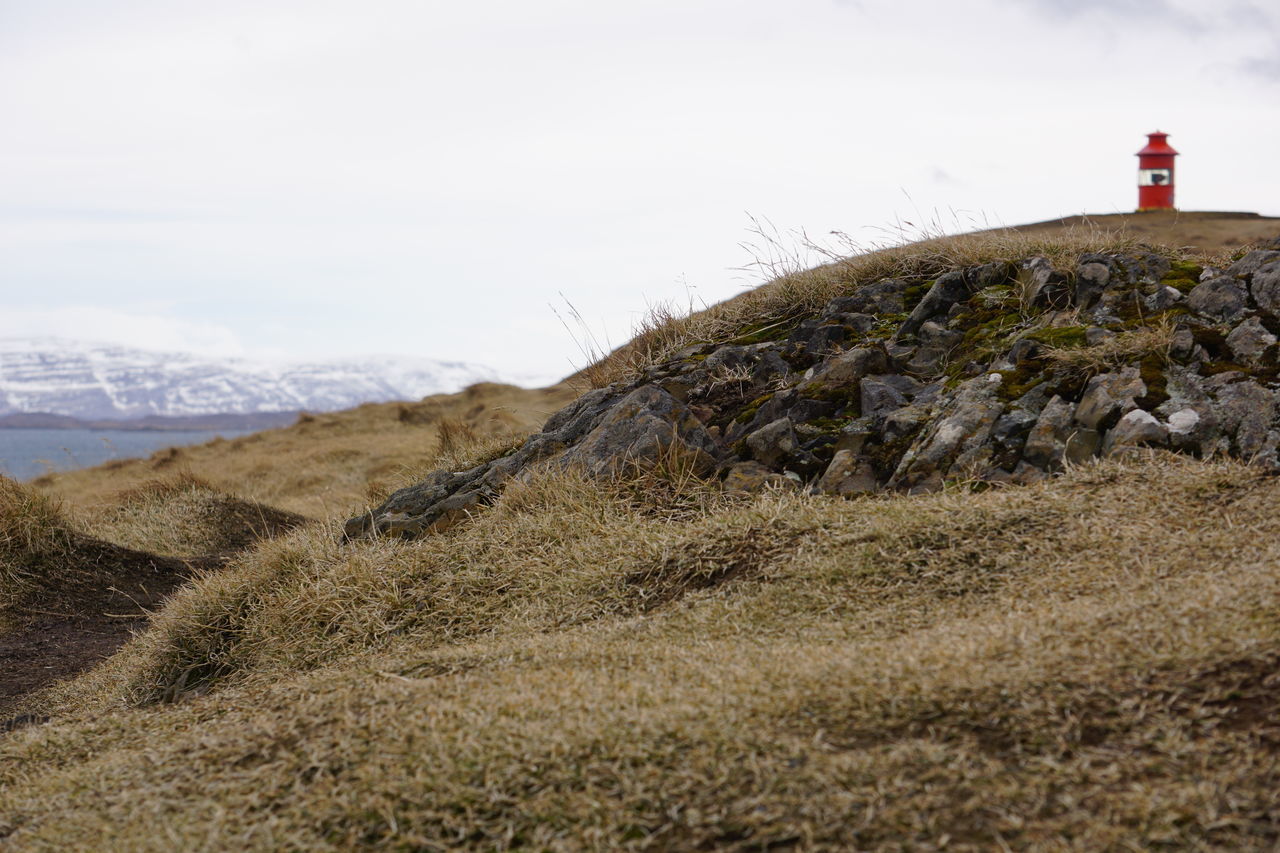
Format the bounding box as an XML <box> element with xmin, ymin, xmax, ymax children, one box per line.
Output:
<box><xmin>2</xmin><ymin>0</ymin><xmax>1277</xmax><ymax>384</ymax></box>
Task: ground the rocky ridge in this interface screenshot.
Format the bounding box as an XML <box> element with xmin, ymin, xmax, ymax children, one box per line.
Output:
<box><xmin>346</xmin><ymin>239</ymin><xmax>1280</xmax><ymax>540</ymax></box>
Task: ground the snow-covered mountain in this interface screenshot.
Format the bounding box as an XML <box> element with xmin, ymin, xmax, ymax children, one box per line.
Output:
<box><xmin>0</xmin><ymin>337</ymin><xmax>513</xmax><ymax>419</ymax></box>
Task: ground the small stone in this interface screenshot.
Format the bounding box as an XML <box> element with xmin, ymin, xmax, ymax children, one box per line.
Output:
<box><xmin>1020</xmin><ymin>257</ymin><xmax>1071</xmax><ymax>309</ymax></box>
<box><xmin>1022</xmin><ymin>395</ymin><xmax>1074</xmax><ymax>470</ymax></box>
<box><xmin>1226</xmin><ymin>316</ymin><xmax>1277</xmax><ymax>365</ymax></box>
<box><xmin>906</xmin><ymin>346</ymin><xmax>948</xmax><ymax>374</ymax></box>
<box><xmin>834</xmin><ymin>418</ymin><xmax>875</xmax><ymax>454</ymax></box>
<box><xmin>559</xmin><ymin>385</ymin><xmax>720</xmax><ymax>478</ymax></box>
<box><xmin>1104</xmin><ymin>410</ymin><xmax>1169</xmax><ymax>457</ymax></box>
<box><xmin>1075</xmin><ymin>260</ymin><xmax>1111</xmax><ymax>308</ymax></box>
<box><xmin>918</xmin><ymin>320</ymin><xmax>962</xmax><ymax>348</ymax></box>
<box><xmin>890</xmin><ymin>375</ymin><xmax>1004</xmax><ymax>489</ymax></box>
<box><xmin>897</xmin><ymin>270</ymin><xmax>971</xmax><ymax>339</ymax></box>
<box><xmin>815</xmin><ymin>449</ymin><xmax>879</xmax><ymax>496</ymax></box>
<box><xmin>860</xmin><ymin>377</ymin><xmax>909</xmax><ymax>421</ymax></box>
<box><xmin>745</xmin><ymin>417</ymin><xmax>799</xmax><ymax>468</ymax></box>
<box><xmin>828</xmin><ymin>312</ymin><xmax>877</xmax><ymax>333</ymax></box>
<box><xmin>1085</xmin><ymin>326</ymin><xmax>1116</xmax><ymax>346</ymax></box>
<box><xmin>823</xmin><ymin>279</ymin><xmax>909</xmax><ymax>316</ymax></box>
<box><xmin>1170</xmin><ymin>328</ymin><xmax>1196</xmax><ymax>360</ymax></box>
<box><xmin>1156</xmin><ymin>378</ymin><xmax>1217</xmax><ymax>453</ymax></box>
<box><xmin>803</xmin><ymin>346</ymin><xmax>890</xmax><ymax>391</ymax></box>
<box><xmin>1007</xmin><ymin>460</ymin><xmax>1050</xmax><ymax>484</ymax></box>
<box><xmin>805</xmin><ymin>324</ymin><xmax>849</xmax><ymax>356</ymax></box>
<box><xmin>1073</xmin><ymin>369</ymin><xmax>1145</xmax><ymax>431</ymax></box>
<box><xmin>1212</xmin><ymin>380</ymin><xmax>1278</xmax><ymax>462</ymax></box>
<box><xmin>1166</xmin><ymin>408</ymin><xmax>1200</xmax><ymax>436</ymax></box>
<box><xmin>882</xmin><ymin>406</ymin><xmax>929</xmax><ymax>442</ymax></box>
<box><xmin>723</xmin><ymin>461</ymin><xmax>793</xmax><ymax>494</ymax></box>
<box><xmin>1144</xmin><ymin>285</ymin><xmax>1183</xmax><ymax>312</ymax></box>
<box><xmin>1063</xmin><ymin>428</ymin><xmax>1101</xmax><ymax>464</ymax></box>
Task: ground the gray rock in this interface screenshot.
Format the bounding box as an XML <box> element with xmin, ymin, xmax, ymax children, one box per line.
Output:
<box><xmin>1073</xmin><ymin>368</ymin><xmax>1145</xmax><ymax>431</ymax></box>
<box><xmin>784</xmin><ymin>399</ymin><xmax>840</xmax><ymax>425</ymax></box>
<box><xmin>1103</xmin><ymin>410</ymin><xmax>1168</xmax><ymax>457</ymax></box>
<box><xmin>1116</xmin><ymin>252</ymin><xmax>1173</xmax><ymax>285</ymax></box>
<box><xmin>918</xmin><ymin>320</ymin><xmax>963</xmax><ymax>348</ymax></box>
<box><xmin>823</xmin><ymin>279</ymin><xmax>909</xmax><ymax>316</ymax></box>
<box><xmin>971</xmin><ymin>260</ymin><xmax>1017</xmax><ymax>289</ymax></box>
<box><xmin>1064</xmin><ymin>428</ymin><xmax>1101</xmax><ymax>464</ymax></box>
<box><xmin>890</xmin><ymin>374</ymin><xmax>1005</xmax><ymax>490</ymax></box>
<box><xmin>1020</xmin><ymin>257</ymin><xmax>1071</xmax><ymax>309</ymax></box>
<box><xmin>882</xmin><ymin>405</ymin><xmax>930</xmax><ymax>443</ymax></box>
<box><xmin>1022</xmin><ymin>395</ymin><xmax>1074</xmax><ymax>470</ymax></box>
<box><xmin>1226</xmin><ymin>316</ymin><xmax>1276</xmax><ymax>365</ymax></box>
<box><xmin>860</xmin><ymin>377</ymin><xmax>909</xmax><ymax>421</ymax></box>
<box><xmin>803</xmin><ymin>346</ymin><xmax>890</xmax><ymax>392</ymax></box>
<box><xmin>1166</xmin><ymin>407</ymin><xmax>1201</xmax><ymax>439</ymax></box>
<box><xmin>897</xmin><ymin>270</ymin><xmax>971</xmax><ymax>338</ymax></box>
<box><xmin>744</xmin><ymin>417</ymin><xmax>799</xmax><ymax>468</ymax></box>
<box><xmin>1186</xmin><ymin>276</ymin><xmax>1249</xmax><ymax>322</ymax></box>
<box><xmin>1084</xmin><ymin>327</ymin><xmax>1116</xmax><ymax>347</ymax></box>
<box><xmin>815</xmin><ymin>450</ymin><xmax>879</xmax><ymax>496</ymax></box>
<box><xmin>905</xmin><ymin>346</ymin><xmax>948</xmax><ymax>374</ymax></box>
<box><xmin>1144</xmin><ymin>285</ymin><xmax>1184</xmax><ymax>312</ymax></box>
<box><xmin>1227</xmin><ymin>250</ymin><xmax>1280</xmax><ymax>279</ymax></box>
<box><xmin>723</xmin><ymin>461</ymin><xmax>793</xmax><ymax>494</ymax></box>
<box><xmin>1169</xmin><ymin>328</ymin><xmax>1196</xmax><ymax>360</ymax></box>
<box><xmin>346</xmin><ymin>383</ymin><xmax>719</xmax><ymax>539</ymax></box>
<box><xmin>1075</xmin><ymin>260</ymin><xmax>1111</xmax><ymax>308</ymax></box>
<box><xmin>1155</xmin><ymin>368</ymin><xmax>1221</xmax><ymax>454</ymax></box>
<box><xmin>559</xmin><ymin>385</ymin><xmax>720</xmax><ymax>477</ymax></box>
<box><xmin>1211</xmin><ymin>380</ymin><xmax>1278</xmax><ymax>463</ymax></box>
<box><xmin>834</xmin><ymin>417</ymin><xmax>875</xmax><ymax>454</ymax></box>
<box><xmin>1248</xmin><ymin>260</ymin><xmax>1280</xmax><ymax>318</ymax></box>
<box><xmin>790</xmin><ymin>320</ymin><xmax>848</xmax><ymax>356</ymax></box>
<box><xmin>726</xmin><ymin>389</ymin><xmax>791</xmax><ymax>443</ymax></box>
<box><xmin>828</xmin><ymin>312</ymin><xmax>877</xmax><ymax>333</ymax></box>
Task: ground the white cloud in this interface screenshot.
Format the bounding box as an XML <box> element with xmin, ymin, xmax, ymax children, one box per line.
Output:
<box><xmin>0</xmin><ymin>0</ymin><xmax>1277</xmax><ymax>384</ymax></box>
<box><xmin>0</xmin><ymin>307</ymin><xmax>248</xmax><ymax>358</ymax></box>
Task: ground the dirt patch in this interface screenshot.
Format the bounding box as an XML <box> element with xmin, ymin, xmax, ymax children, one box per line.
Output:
<box><xmin>0</xmin><ymin>541</ymin><xmax>206</xmax><ymax>717</ymax></box>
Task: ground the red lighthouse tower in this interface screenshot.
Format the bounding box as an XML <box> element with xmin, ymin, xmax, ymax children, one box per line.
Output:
<box><xmin>1136</xmin><ymin>131</ymin><xmax>1178</xmax><ymax>211</ymax></box>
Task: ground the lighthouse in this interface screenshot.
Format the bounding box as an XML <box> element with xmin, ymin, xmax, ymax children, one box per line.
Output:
<box><xmin>1136</xmin><ymin>131</ymin><xmax>1178</xmax><ymax>211</ymax></box>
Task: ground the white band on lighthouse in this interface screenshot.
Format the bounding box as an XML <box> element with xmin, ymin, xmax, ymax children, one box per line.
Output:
<box><xmin>1138</xmin><ymin>168</ymin><xmax>1172</xmax><ymax>186</ymax></box>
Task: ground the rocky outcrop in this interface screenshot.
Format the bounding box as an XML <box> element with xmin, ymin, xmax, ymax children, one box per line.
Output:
<box><xmin>347</xmin><ymin>237</ymin><xmax>1280</xmax><ymax>540</ymax></box>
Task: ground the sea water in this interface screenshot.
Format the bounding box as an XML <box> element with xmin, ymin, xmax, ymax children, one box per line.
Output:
<box><xmin>0</xmin><ymin>428</ymin><xmax>253</xmax><ymax>481</ymax></box>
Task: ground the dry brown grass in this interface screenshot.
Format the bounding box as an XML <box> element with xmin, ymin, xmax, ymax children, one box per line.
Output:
<box><xmin>86</xmin><ymin>473</ymin><xmax>308</xmax><ymax>559</ymax></box>
<box><xmin>32</xmin><ymin>382</ymin><xmax>580</xmax><ymax>522</ymax></box>
<box><xmin>0</xmin><ymin>476</ymin><xmax>75</xmax><ymax>617</ymax></box>
<box><xmin>1044</xmin><ymin>319</ymin><xmax>1178</xmax><ymax>378</ymax></box>
<box><xmin>4</xmin><ymin>456</ymin><xmax>1279</xmax><ymax>849</ymax></box>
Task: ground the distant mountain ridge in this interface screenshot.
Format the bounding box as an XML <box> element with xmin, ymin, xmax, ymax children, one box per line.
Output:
<box><xmin>0</xmin><ymin>337</ymin><xmax>506</xmax><ymax>420</ymax></box>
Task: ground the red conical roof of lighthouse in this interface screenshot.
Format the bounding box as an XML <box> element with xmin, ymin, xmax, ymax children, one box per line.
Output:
<box><xmin>1137</xmin><ymin>131</ymin><xmax>1179</xmax><ymax>157</ymax></box>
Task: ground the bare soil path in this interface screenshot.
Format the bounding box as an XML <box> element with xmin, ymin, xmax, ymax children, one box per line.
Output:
<box><xmin>0</xmin><ymin>544</ymin><xmax>210</xmax><ymax>723</ymax></box>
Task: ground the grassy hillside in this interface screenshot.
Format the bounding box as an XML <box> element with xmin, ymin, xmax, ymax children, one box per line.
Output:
<box><xmin>2</xmin><ymin>215</ymin><xmax>1279</xmax><ymax>850</ymax></box>
<box><xmin>33</xmin><ymin>381</ymin><xmax>579</xmax><ymax>522</ymax></box>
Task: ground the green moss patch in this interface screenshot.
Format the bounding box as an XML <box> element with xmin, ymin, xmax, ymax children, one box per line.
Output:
<box><xmin>1026</xmin><ymin>326</ymin><xmax>1088</xmax><ymax>348</ymax></box>
<box><xmin>1161</xmin><ymin>260</ymin><xmax>1204</xmax><ymax>295</ymax></box>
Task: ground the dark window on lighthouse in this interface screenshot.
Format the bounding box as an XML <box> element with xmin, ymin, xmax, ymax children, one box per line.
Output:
<box><xmin>1139</xmin><ymin>168</ymin><xmax>1171</xmax><ymax>186</ymax></box>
